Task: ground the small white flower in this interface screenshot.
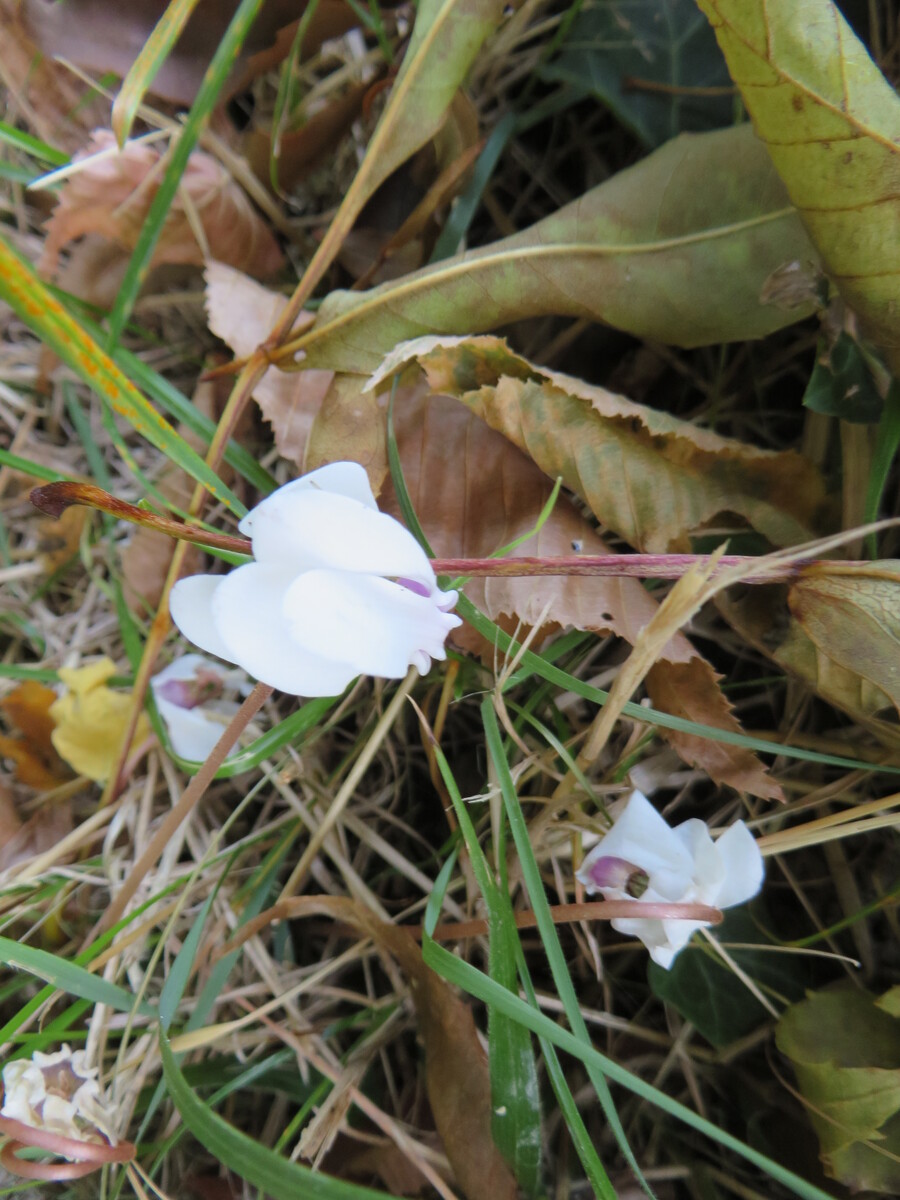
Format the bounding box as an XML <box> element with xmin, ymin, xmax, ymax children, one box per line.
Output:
<box><xmin>150</xmin><ymin>653</ymin><xmax>250</xmax><ymax>761</ymax></box>
<box><xmin>169</xmin><ymin>462</ymin><xmax>462</xmax><ymax>696</ymax></box>
<box><xmin>1</xmin><ymin>1046</ymin><xmax>116</xmax><ymax>1146</ymax></box>
<box><xmin>576</xmin><ymin>791</ymin><xmax>764</xmax><ymax>969</ymax></box>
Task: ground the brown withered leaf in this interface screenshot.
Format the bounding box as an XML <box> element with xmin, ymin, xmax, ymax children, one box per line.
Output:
<box><xmin>22</xmin><ymin>0</ymin><xmax>359</xmax><ymax>106</ymax></box>
<box><xmin>42</xmin><ymin>131</ymin><xmax>283</xmax><ymax>279</ymax></box>
<box><xmin>645</xmin><ymin>660</ymin><xmax>784</xmax><ymax>801</ymax></box>
<box><xmin>372</xmin><ymin>336</ymin><xmax>828</xmax><ymax>554</ymax></box>
<box><xmin>37</xmin><ymin>504</ymin><xmax>88</xmax><ymax>574</ymax></box>
<box><xmin>235</xmin><ymin>895</ymin><xmax>517</xmax><ymax>1200</ymax></box>
<box><xmin>0</xmin><ymin>681</ymin><xmax>71</xmax><ymax>790</ymax></box>
<box><xmin>305</xmin><ymin>376</ymin><xmax>389</xmax><ymax>491</ymax></box>
<box><xmin>0</xmin><ymin>788</ymin><xmax>73</xmax><ymax>874</ymax></box>
<box><xmin>382</xmin><ymin>389</ymin><xmax>781</xmax><ymax>799</ymax></box>
<box><xmin>0</xmin><ymin>0</ymin><xmax>108</xmax><ymax>152</ymax></box>
<box><xmin>205</xmin><ymin>262</ymin><xmax>331</xmax><ymax>468</ymax></box>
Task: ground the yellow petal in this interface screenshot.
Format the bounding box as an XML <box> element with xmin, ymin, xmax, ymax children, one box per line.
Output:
<box><xmin>50</xmin><ymin>661</ymin><xmax>150</xmax><ymax>782</ymax></box>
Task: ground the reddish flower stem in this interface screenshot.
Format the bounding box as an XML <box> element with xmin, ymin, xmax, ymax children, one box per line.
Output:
<box><xmin>33</xmin><ymin>481</ymin><xmax>869</xmax><ymax>583</ymax></box>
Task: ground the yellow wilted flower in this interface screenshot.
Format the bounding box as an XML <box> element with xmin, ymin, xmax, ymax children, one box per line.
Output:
<box><xmin>50</xmin><ymin>659</ymin><xmax>150</xmax><ymax>782</ymax></box>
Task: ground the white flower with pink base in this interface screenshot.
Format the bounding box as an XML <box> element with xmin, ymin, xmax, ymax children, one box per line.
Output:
<box><xmin>577</xmin><ymin>791</ymin><xmax>764</xmax><ymax>968</ymax></box>
<box><xmin>169</xmin><ymin>462</ymin><xmax>461</xmax><ymax>696</ymax></box>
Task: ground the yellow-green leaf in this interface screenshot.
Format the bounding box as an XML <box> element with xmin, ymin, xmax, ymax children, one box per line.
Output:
<box><xmin>777</xmin><ymin>986</ymin><xmax>900</xmax><ymax>1192</ymax></box>
<box><xmin>695</xmin><ymin>0</ymin><xmax>900</xmax><ymax>373</ymax></box>
<box><xmin>788</xmin><ymin>563</ymin><xmax>900</xmax><ymax>714</ymax></box>
<box><xmin>282</xmin><ymin>123</ymin><xmax>817</xmax><ymax>372</ymax></box>
<box><xmin>721</xmin><ymin>569</ymin><xmax>900</xmax><ymax>748</ymax></box>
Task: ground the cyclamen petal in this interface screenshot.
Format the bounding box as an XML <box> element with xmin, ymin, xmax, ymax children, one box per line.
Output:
<box><xmin>169</xmin><ymin>462</ymin><xmax>461</xmax><ymax>697</ymax></box>
<box><xmin>577</xmin><ymin>791</ymin><xmax>765</xmax><ymax>968</ymax></box>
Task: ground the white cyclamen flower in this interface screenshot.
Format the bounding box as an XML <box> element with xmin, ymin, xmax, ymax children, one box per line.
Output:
<box><xmin>576</xmin><ymin>791</ymin><xmax>764</xmax><ymax>969</ymax></box>
<box><xmin>150</xmin><ymin>653</ymin><xmax>250</xmax><ymax>761</ymax></box>
<box><xmin>170</xmin><ymin>462</ymin><xmax>462</xmax><ymax>696</ymax></box>
<box><xmin>1</xmin><ymin>1046</ymin><xmax>116</xmax><ymax>1145</ymax></box>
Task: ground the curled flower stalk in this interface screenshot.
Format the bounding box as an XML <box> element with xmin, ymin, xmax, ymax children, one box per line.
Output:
<box><xmin>169</xmin><ymin>462</ymin><xmax>462</xmax><ymax>695</ymax></box>
<box><xmin>577</xmin><ymin>791</ymin><xmax>764</xmax><ymax>968</ymax></box>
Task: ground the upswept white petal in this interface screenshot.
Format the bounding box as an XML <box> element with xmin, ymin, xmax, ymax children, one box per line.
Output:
<box><xmin>576</xmin><ymin>791</ymin><xmax>765</xmax><ymax>969</ymax></box>
<box><xmin>713</xmin><ymin>821</ymin><xmax>765</xmax><ymax>909</ymax></box>
<box><xmin>153</xmin><ymin>695</ymin><xmax>231</xmax><ymax>761</ymax></box>
<box><xmin>237</xmin><ymin>463</ymin><xmax>378</xmax><ymax>543</ymax></box>
<box><xmin>246</xmin><ymin>489</ymin><xmax>436</xmax><ymax>589</ymax></box>
<box><xmin>283</xmin><ymin>570</ymin><xmax>462</xmax><ymax>680</ymax></box>
<box><xmin>673</xmin><ymin>819</ymin><xmax>724</xmax><ymax>901</ymax></box>
<box><xmin>212</xmin><ymin>562</ymin><xmax>356</xmax><ymax>696</ymax></box>
<box><xmin>169</xmin><ymin>576</ymin><xmax>236</xmax><ymax>664</ymax></box>
<box><xmin>578</xmin><ymin>792</ymin><xmax>694</xmax><ymax>901</ymax></box>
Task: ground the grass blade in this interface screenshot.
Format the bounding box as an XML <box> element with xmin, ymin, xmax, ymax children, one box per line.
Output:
<box><xmin>106</xmin><ymin>0</ymin><xmax>266</xmax><ymax>346</ymax></box>
<box><xmin>112</xmin><ymin>0</ymin><xmax>205</xmax><ymax>146</ymax></box>
<box><xmin>160</xmin><ymin>1035</ymin><xmax>394</xmax><ymax>1200</ymax></box>
<box><xmin>422</xmin><ymin>940</ymin><xmax>838</xmax><ymax>1200</ymax></box>
<box><xmin>482</xmin><ymin>700</ymin><xmax>653</xmax><ymax>1196</ymax></box>
<box><xmin>0</xmin><ymin>235</ymin><xmax>242</xmax><ymax>514</ymax></box>
<box><xmin>0</xmin><ymin>938</ymin><xmax>154</xmax><ymax>1018</ymax></box>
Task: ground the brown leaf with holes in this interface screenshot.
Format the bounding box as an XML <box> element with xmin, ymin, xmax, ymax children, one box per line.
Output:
<box><xmin>205</xmin><ymin>262</ymin><xmax>332</xmax><ymax>468</ymax></box>
<box><xmin>0</xmin><ymin>682</ymin><xmax>71</xmax><ymax>790</ymax></box>
<box><xmin>42</xmin><ymin>131</ymin><xmax>283</xmax><ymax>279</ymax></box>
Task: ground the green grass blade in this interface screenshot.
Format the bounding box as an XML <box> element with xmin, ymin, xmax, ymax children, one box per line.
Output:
<box><xmin>0</xmin><ymin>119</ymin><xmax>68</xmax><ymax>166</ymax></box>
<box><xmin>423</xmin><ymin>941</ymin><xmax>838</xmax><ymax>1200</ymax></box>
<box><xmin>0</xmin><ymin>938</ymin><xmax>154</xmax><ymax>1018</ymax></box>
<box><xmin>431</xmin><ymin>744</ymin><xmax>616</xmax><ymax>1197</ymax></box>
<box><xmin>0</xmin><ymin>235</ymin><xmax>242</xmax><ymax>514</ymax></box>
<box><xmin>106</xmin><ymin>0</ymin><xmax>266</xmax><ymax>346</ymax></box>
<box><xmin>111</xmin><ymin>0</ymin><xmax>204</xmax><ymax>146</ymax></box>
<box><xmin>269</xmin><ymin>0</ymin><xmax>321</xmax><ymax>192</ymax></box>
<box><xmin>482</xmin><ymin>700</ymin><xmax>653</xmax><ymax>1196</ymax></box>
<box><xmin>458</xmin><ymin>595</ymin><xmax>900</xmax><ymax>777</ymax></box>
<box><xmin>865</xmin><ymin>379</ymin><xmax>900</xmax><ymax>557</ymax></box>
<box><xmin>159</xmin><ymin>1035</ymin><xmax>394</xmax><ymax>1200</ymax></box>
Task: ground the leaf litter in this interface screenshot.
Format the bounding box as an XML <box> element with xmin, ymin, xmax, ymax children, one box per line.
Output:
<box><xmin>1</xmin><ymin>3</ymin><xmax>900</xmax><ymax>1199</ymax></box>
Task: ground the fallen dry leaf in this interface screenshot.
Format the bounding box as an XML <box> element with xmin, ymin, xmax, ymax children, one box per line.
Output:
<box><xmin>372</xmin><ymin>335</ymin><xmax>828</xmax><ymax>553</ymax></box>
<box><xmin>0</xmin><ymin>789</ymin><xmax>73</xmax><ymax>875</ymax></box>
<box><xmin>0</xmin><ymin>0</ymin><xmax>109</xmax><ymax>152</ymax></box>
<box><xmin>37</xmin><ymin>505</ymin><xmax>88</xmax><ymax>574</ymax></box>
<box><xmin>42</xmin><ymin>131</ymin><xmax>283</xmax><ymax>279</ymax></box>
<box><xmin>382</xmin><ymin>388</ymin><xmax>781</xmax><ymax>799</ymax></box>
<box><xmin>645</xmin><ymin>660</ymin><xmax>784</xmax><ymax>801</ymax></box>
<box><xmin>205</xmin><ymin>262</ymin><xmax>331</xmax><ymax>467</ymax></box>
<box><xmin>22</xmin><ymin>0</ymin><xmax>359</xmax><ymax>106</ymax></box>
<box><xmin>50</xmin><ymin>659</ymin><xmax>152</xmax><ymax>782</ymax></box>
<box><xmin>245</xmin><ymin>80</ymin><xmax>372</xmax><ymax>192</ymax></box>
<box><xmin>0</xmin><ymin>681</ymin><xmax>70</xmax><ymax>790</ymax></box>
<box><xmin>721</xmin><ymin>574</ymin><xmax>900</xmax><ymax>749</ymax></box>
